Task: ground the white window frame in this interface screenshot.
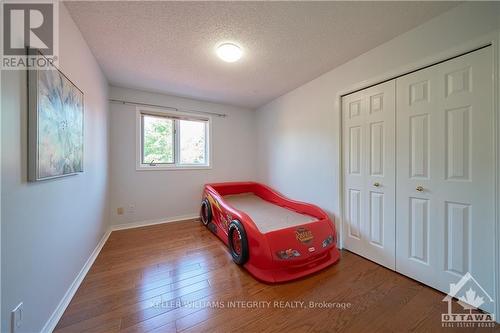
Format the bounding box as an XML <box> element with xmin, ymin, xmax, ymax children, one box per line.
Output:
<box><xmin>136</xmin><ymin>107</ymin><xmax>211</xmax><ymax>171</ymax></box>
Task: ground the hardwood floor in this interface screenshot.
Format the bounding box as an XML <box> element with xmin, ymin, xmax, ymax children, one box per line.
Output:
<box><xmin>56</xmin><ymin>220</ymin><xmax>497</xmax><ymax>333</ymax></box>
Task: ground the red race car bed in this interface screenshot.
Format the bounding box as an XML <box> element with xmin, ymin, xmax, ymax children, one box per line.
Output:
<box><xmin>200</xmin><ymin>181</ymin><xmax>340</xmax><ymax>283</ymax></box>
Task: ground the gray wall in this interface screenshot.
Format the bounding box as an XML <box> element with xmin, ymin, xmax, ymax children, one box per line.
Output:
<box><xmin>1</xmin><ymin>4</ymin><xmax>109</xmax><ymax>332</ymax></box>
<box><xmin>109</xmin><ymin>86</ymin><xmax>257</xmax><ymax>227</ymax></box>
<box><xmin>256</xmin><ymin>2</ymin><xmax>500</xmax><ymax>225</ymax></box>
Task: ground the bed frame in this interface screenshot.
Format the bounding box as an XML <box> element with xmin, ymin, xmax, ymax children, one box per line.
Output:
<box><xmin>200</xmin><ymin>181</ymin><xmax>340</xmax><ymax>283</ymax></box>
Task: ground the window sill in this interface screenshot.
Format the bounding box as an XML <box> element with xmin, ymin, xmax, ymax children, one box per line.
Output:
<box><xmin>136</xmin><ymin>165</ymin><xmax>212</xmax><ymax>171</ymax></box>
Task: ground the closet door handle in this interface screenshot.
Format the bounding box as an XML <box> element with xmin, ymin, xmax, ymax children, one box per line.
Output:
<box><xmin>416</xmin><ymin>186</ymin><xmax>424</xmax><ymax>192</ymax></box>
<box><xmin>373</xmin><ymin>182</ymin><xmax>381</xmax><ymax>187</ymax></box>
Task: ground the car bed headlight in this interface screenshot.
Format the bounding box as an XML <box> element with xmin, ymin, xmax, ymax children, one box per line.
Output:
<box><xmin>322</xmin><ymin>235</ymin><xmax>334</xmax><ymax>248</ymax></box>
<box><xmin>276</xmin><ymin>249</ymin><xmax>301</xmax><ymax>259</ymax></box>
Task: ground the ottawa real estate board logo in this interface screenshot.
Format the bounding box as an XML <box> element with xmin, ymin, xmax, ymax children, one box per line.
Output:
<box><xmin>442</xmin><ymin>272</ymin><xmax>495</xmax><ymax>328</ymax></box>
<box><xmin>1</xmin><ymin>0</ymin><xmax>59</xmax><ymax>69</ymax></box>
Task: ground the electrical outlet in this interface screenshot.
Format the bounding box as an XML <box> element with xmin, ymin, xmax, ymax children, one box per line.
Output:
<box><xmin>117</xmin><ymin>207</ymin><xmax>124</xmax><ymax>215</ymax></box>
<box><xmin>11</xmin><ymin>302</ymin><xmax>23</xmax><ymax>333</ymax></box>
<box><xmin>127</xmin><ymin>204</ymin><xmax>136</xmax><ymax>214</ymax></box>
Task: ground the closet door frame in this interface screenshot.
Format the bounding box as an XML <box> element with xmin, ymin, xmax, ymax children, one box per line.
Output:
<box><xmin>336</xmin><ymin>33</ymin><xmax>500</xmax><ymax>320</ymax></box>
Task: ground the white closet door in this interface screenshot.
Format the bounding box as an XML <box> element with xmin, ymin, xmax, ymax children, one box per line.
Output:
<box><xmin>342</xmin><ymin>80</ymin><xmax>396</xmax><ymax>269</ymax></box>
<box><xmin>396</xmin><ymin>47</ymin><xmax>494</xmax><ymax>313</ymax></box>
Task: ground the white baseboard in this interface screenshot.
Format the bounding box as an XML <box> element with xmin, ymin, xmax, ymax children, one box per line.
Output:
<box><xmin>40</xmin><ymin>214</ymin><xmax>198</xmax><ymax>332</ymax></box>
<box><xmin>41</xmin><ymin>229</ymin><xmax>111</xmax><ymax>333</ymax></box>
<box><xmin>110</xmin><ymin>214</ymin><xmax>199</xmax><ymax>231</ymax></box>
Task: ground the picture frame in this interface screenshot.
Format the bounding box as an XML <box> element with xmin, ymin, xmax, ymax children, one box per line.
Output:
<box><xmin>28</xmin><ymin>49</ymin><xmax>84</xmax><ymax>181</ymax></box>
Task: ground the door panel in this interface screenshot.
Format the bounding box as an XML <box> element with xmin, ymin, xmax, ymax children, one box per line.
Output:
<box><xmin>445</xmin><ymin>106</ymin><xmax>470</xmax><ymax>180</ymax></box>
<box><xmin>409</xmin><ymin>197</ymin><xmax>429</xmax><ymax>264</ymax></box>
<box><xmin>409</xmin><ymin>114</ymin><xmax>430</xmax><ymax>178</ymax></box>
<box><xmin>342</xmin><ymin>80</ymin><xmax>396</xmax><ymax>269</ymax></box>
<box><xmin>369</xmin><ymin>191</ymin><xmax>384</xmax><ymax>246</ymax></box>
<box><xmin>349</xmin><ymin>126</ymin><xmax>362</xmax><ymax>175</ymax></box>
<box><xmin>396</xmin><ymin>47</ymin><xmax>494</xmax><ymax>313</ymax></box>
<box><xmin>444</xmin><ymin>201</ymin><xmax>470</xmax><ymax>275</ymax></box>
<box><xmin>370</xmin><ymin>122</ymin><xmax>384</xmax><ymax>176</ymax></box>
<box><xmin>348</xmin><ymin>189</ymin><xmax>362</xmax><ymax>239</ymax></box>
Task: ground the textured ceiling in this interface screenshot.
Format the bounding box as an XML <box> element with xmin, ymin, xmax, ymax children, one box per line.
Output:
<box><xmin>65</xmin><ymin>1</ymin><xmax>457</xmax><ymax>109</ymax></box>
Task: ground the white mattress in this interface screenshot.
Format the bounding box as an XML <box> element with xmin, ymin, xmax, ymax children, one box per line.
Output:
<box><xmin>223</xmin><ymin>193</ymin><xmax>316</xmax><ymax>233</ymax></box>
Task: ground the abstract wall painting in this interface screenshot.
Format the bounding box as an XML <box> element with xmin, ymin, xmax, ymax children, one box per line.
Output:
<box><xmin>28</xmin><ymin>51</ymin><xmax>84</xmax><ymax>181</ymax></box>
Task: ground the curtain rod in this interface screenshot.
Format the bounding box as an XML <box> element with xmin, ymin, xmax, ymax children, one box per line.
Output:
<box><xmin>108</xmin><ymin>98</ymin><xmax>227</xmax><ymax>118</ymax></box>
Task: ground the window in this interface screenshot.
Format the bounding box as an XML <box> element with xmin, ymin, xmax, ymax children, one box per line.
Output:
<box><xmin>142</xmin><ymin>115</ymin><xmax>174</xmax><ymax>164</ymax></box>
<box><xmin>179</xmin><ymin>119</ymin><xmax>207</xmax><ymax>164</ymax></box>
<box><xmin>137</xmin><ymin>109</ymin><xmax>210</xmax><ymax>169</ymax></box>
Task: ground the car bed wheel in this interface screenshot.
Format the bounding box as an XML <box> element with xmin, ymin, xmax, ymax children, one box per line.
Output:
<box><xmin>200</xmin><ymin>198</ymin><xmax>212</xmax><ymax>226</ymax></box>
<box><xmin>228</xmin><ymin>220</ymin><xmax>249</xmax><ymax>265</ymax></box>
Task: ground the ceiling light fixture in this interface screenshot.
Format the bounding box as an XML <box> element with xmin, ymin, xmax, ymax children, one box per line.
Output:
<box><xmin>216</xmin><ymin>43</ymin><xmax>243</xmax><ymax>63</ymax></box>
